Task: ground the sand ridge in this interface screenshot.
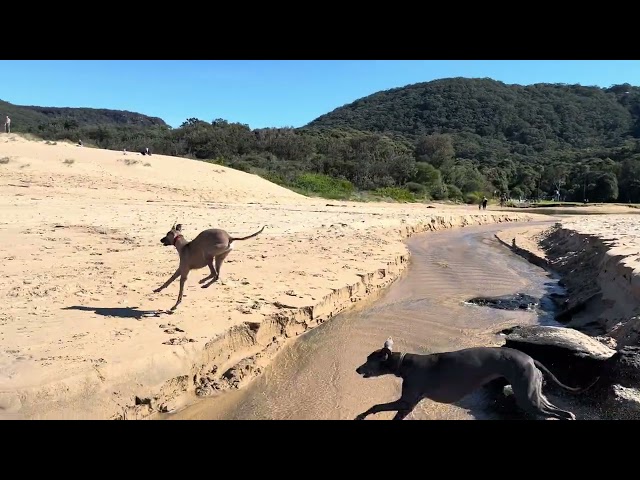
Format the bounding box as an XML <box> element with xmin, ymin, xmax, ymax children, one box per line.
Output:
<box><xmin>496</xmin><ymin>213</ymin><xmax>640</xmax><ymax>348</ymax></box>
<box><xmin>0</xmin><ymin>133</ymin><xmax>539</xmax><ymax>419</ymax></box>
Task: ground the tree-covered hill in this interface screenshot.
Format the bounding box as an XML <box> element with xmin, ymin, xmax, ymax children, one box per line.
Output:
<box><xmin>3</xmin><ymin>77</ymin><xmax>640</xmax><ymax>204</ymax></box>
<box><xmin>1</xmin><ymin>99</ymin><xmax>167</xmax><ymax>133</ymax></box>
<box><xmin>307</xmin><ymin>77</ymin><xmax>640</xmax><ymax>149</ymax></box>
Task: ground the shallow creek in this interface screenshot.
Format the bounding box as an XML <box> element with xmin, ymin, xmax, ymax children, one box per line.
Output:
<box><xmin>167</xmin><ymin>221</ymin><xmax>569</xmax><ymax>420</ymax></box>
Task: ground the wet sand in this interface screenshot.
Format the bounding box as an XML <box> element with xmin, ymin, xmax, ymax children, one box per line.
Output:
<box><xmin>168</xmin><ymin>220</ymin><xmax>574</xmax><ymax>420</ymax></box>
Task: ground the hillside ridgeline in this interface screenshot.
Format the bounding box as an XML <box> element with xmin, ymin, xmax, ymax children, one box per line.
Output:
<box><xmin>3</xmin><ymin>78</ymin><xmax>640</xmax><ymax>204</ymax></box>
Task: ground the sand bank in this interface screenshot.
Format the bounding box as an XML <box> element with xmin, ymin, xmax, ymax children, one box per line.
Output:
<box><xmin>0</xmin><ymin>133</ymin><xmax>537</xmax><ymax>419</ymax></box>
<box><xmin>495</xmin><ymin>213</ymin><xmax>640</xmax><ymax>349</ymax></box>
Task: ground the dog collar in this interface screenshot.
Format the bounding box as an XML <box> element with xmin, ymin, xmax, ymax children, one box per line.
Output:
<box><xmin>173</xmin><ymin>234</ymin><xmax>183</xmax><ymax>246</ymax></box>
<box><xmin>394</xmin><ymin>352</ymin><xmax>407</xmax><ymax>376</ymax></box>
<box><xmin>393</xmin><ymin>353</ymin><xmax>406</xmax><ymax>377</ymax></box>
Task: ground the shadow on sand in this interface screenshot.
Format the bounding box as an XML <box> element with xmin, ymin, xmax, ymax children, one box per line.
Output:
<box><xmin>62</xmin><ymin>305</ymin><xmax>168</xmax><ymax>319</ymax></box>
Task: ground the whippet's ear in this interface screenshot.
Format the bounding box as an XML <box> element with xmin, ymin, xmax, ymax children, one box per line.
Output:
<box><xmin>175</xmin><ymin>224</ymin><xmax>182</xmax><ymax>232</ymax></box>
<box><xmin>384</xmin><ymin>337</ymin><xmax>393</xmax><ymax>351</ymax></box>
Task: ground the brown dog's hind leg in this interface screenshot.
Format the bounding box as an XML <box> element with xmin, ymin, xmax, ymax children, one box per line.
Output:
<box><xmin>199</xmin><ymin>256</ymin><xmax>217</xmax><ymax>286</ymax></box>
<box><xmin>201</xmin><ymin>246</ymin><xmax>231</xmax><ymax>289</ymax></box>
<box><xmin>213</xmin><ymin>250</ymin><xmax>231</xmax><ymax>280</ymax></box>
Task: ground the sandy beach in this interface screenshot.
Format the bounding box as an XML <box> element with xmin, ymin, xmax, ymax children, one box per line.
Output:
<box><xmin>1</xmin><ymin>133</ymin><xmax>543</xmax><ymax>419</ymax></box>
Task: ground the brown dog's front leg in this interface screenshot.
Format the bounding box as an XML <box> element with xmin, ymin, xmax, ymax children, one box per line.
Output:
<box><xmin>170</xmin><ymin>274</ymin><xmax>188</xmax><ymax>311</ymax></box>
<box><xmin>354</xmin><ymin>399</ymin><xmax>415</xmax><ymax>420</ymax></box>
<box><xmin>154</xmin><ymin>269</ymin><xmax>180</xmax><ymax>293</ymax></box>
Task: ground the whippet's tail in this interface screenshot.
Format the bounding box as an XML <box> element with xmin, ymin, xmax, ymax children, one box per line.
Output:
<box><xmin>229</xmin><ymin>226</ymin><xmax>266</xmax><ymax>242</ymax></box>
<box><xmin>533</xmin><ymin>360</ymin><xmax>600</xmax><ymax>393</ymax></box>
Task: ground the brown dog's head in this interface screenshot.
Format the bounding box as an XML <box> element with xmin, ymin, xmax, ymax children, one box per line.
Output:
<box><xmin>160</xmin><ymin>223</ymin><xmax>182</xmax><ymax>246</ymax></box>
<box><xmin>356</xmin><ymin>337</ymin><xmax>395</xmax><ymax>378</ymax></box>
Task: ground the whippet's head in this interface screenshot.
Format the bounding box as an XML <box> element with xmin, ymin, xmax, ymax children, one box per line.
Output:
<box><xmin>355</xmin><ymin>337</ymin><xmax>395</xmax><ymax>378</ymax></box>
<box><xmin>160</xmin><ymin>223</ymin><xmax>183</xmax><ymax>246</ymax></box>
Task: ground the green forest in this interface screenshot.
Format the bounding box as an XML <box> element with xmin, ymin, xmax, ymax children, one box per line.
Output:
<box><xmin>3</xmin><ymin>77</ymin><xmax>640</xmax><ymax>204</ymax></box>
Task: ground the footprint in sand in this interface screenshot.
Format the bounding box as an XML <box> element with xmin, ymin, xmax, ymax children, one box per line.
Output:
<box><xmin>162</xmin><ymin>337</ymin><xmax>197</xmax><ymax>346</ymax></box>
<box><xmin>163</xmin><ymin>327</ymin><xmax>185</xmax><ymax>334</ymax></box>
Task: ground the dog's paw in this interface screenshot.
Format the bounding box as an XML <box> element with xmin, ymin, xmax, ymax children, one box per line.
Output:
<box><xmin>201</xmin><ymin>278</ymin><xmax>218</xmax><ymax>289</ymax></box>
<box><xmin>153</xmin><ymin>288</ymin><xmax>162</xmax><ymax>293</ymax></box>
<box><xmin>354</xmin><ymin>414</ymin><xmax>367</xmax><ymax>420</ymax></box>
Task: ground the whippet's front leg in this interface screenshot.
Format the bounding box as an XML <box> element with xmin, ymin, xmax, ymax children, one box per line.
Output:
<box><xmin>354</xmin><ymin>398</ymin><xmax>417</xmax><ymax>420</ymax></box>
<box><xmin>392</xmin><ymin>408</ymin><xmax>414</xmax><ymax>420</ymax></box>
<box><xmin>170</xmin><ymin>273</ymin><xmax>188</xmax><ymax>311</ymax></box>
<box><xmin>154</xmin><ymin>269</ymin><xmax>180</xmax><ymax>293</ymax></box>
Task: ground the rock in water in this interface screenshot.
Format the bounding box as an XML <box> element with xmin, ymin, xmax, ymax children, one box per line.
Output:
<box><xmin>467</xmin><ymin>293</ymin><xmax>539</xmax><ymax>311</ymax></box>
<box><xmin>499</xmin><ymin>325</ymin><xmax>616</xmax><ymax>387</ymax></box>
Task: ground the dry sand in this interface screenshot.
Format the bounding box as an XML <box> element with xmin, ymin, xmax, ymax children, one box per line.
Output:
<box><xmin>0</xmin><ymin>133</ymin><xmax>540</xmax><ymax>420</ymax></box>
<box><xmin>495</xmin><ymin>212</ymin><xmax>640</xmax><ymax>349</ymax></box>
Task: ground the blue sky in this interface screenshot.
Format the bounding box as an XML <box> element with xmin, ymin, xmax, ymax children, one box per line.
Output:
<box><xmin>1</xmin><ymin>60</ymin><xmax>639</xmax><ymax>129</ymax></box>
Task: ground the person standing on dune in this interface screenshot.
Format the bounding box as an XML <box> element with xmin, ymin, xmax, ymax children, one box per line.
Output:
<box><xmin>4</xmin><ymin>116</ymin><xmax>10</xmax><ymax>133</ymax></box>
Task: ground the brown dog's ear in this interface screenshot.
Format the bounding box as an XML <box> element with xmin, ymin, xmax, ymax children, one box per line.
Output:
<box><xmin>175</xmin><ymin>224</ymin><xmax>182</xmax><ymax>231</ymax></box>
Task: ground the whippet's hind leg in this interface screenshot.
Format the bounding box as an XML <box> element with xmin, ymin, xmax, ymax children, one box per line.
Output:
<box><xmin>538</xmin><ymin>391</ymin><xmax>576</xmax><ymax>420</ymax></box>
<box><xmin>201</xmin><ymin>245</ymin><xmax>231</xmax><ymax>289</ymax></box>
<box><xmin>213</xmin><ymin>249</ymin><xmax>232</xmax><ymax>280</ymax></box>
<box><xmin>199</xmin><ymin>256</ymin><xmax>217</xmax><ymax>285</ymax></box>
<box><xmin>511</xmin><ymin>369</ymin><xmax>576</xmax><ymax>420</ymax></box>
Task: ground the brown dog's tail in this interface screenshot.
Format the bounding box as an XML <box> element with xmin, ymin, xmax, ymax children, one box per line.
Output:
<box><xmin>230</xmin><ymin>226</ymin><xmax>266</xmax><ymax>242</ymax></box>
<box><xmin>533</xmin><ymin>360</ymin><xmax>600</xmax><ymax>393</ymax></box>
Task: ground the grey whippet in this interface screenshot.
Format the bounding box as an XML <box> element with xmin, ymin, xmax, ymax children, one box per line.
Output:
<box><xmin>153</xmin><ymin>223</ymin><xmax>265</xmax><ymax>311</ymax></box>
<box><xmin>355</xmin><ymin>338</ymin><xmax>598</xmax><ymax>420</ymax></box>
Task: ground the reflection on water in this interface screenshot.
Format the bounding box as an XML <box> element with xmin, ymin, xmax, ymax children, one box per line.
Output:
<box><xmin>168</xmin><ymin>221</ymin><xmax>563</xmax><ymax>421</ymax></box>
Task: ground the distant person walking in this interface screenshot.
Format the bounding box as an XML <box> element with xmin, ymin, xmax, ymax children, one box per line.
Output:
<box><xmin>5</xmin><ymin>116</ymin><xmax>10</xmax><ymax>133</ymax></box>
<box><xmin>482</xmin><ymin>196</ymin><xmax>488</xmax><ymax>210</ymax></box>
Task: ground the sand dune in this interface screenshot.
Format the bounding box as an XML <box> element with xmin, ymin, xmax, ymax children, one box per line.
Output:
<box><xmin>0</xmin><ymin>133</ymin><xmax>537</xmax><ymax>419</ymax></box>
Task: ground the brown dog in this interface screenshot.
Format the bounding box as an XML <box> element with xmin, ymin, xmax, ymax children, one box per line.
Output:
<box><xmin>153</xmin><ymin>223</ymin><xmax>265</xmax><ymax>311</ymax></box>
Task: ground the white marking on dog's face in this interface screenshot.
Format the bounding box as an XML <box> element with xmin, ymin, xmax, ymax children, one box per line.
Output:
<box><xmin>384</xmin><ymin>337</ymin><xmax>393</xmax><ymax>350</ymax></box>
